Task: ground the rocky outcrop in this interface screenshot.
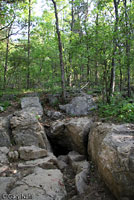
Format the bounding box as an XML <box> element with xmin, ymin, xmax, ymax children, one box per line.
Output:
<box><xmin>88</xmin><ymin>122</ymin><xmax>134</xmax><ymax>200</ymax></box>
<box><xmin>49</xmin><ymin>117</ymin><xmax>92</xmax><ymax>154</ymax></box>
<box><xmin>10</xmin><ymin>110</ymin><xmax>49</xmax><ymax>149</ymax></box>
<box><xmin>19</xmin><ymin>145</ymin><xmax>47</xmax><ymax>161</ymax></box>
<box><xmin>0</xmin><ymin>116</ymin><xmax>11</xmax><ymax>147</ymax></box>
<box><xmin>10</xmin><ymin>167</ymin><xmax>67</xmax><ymax>200</ymax></box>
<box><xmin>59</xmin><ymin>93</ymin><xmax>96</xmax><ymax>116</ymax></box>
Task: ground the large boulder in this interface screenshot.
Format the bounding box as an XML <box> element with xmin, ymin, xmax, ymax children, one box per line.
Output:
<box><xmin>10</xmin><ymin>167</ymin><xmax>67</xmax><ymax>200</ymax></box>
<box><xmin>21</xmin><ymin>97</ymin><xmax>43</xmax><ymax>116</ymax></box>
<box><xmin>49</xmin><ymin>117</ymin><xmax>92</xmax><ymax>154</ymax></box>
<box><xmin>65</xmin><ymin>117</ymin><xmax>92</xmax><ymax>154</ymax></box>
<box><xmin>59</xmin><ymin>93</ymin><xmax>96</xmax><ymax>116</ymax></box>
<box><xmin>88</xmin><ymin>122</ymin><xmax>134</xmax><ymax>200</ymax></box>
<box><xmin>0</xmin><ymin>116</ymin><xmax>11</xmax><ymax>147</ymax></box>
<box><xmin>10</xmin><ymin>110</ymin><xmax>49</xmax><ymax>149</ymax></box>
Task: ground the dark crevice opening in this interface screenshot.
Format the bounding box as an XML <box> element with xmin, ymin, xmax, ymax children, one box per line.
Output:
<box><xmin>47</xmin><ymin>137</ymin><xmax>71</xmax><ymax>157</ymax></box>
<box><xmin>44</xmin><ymin>126</ymin><xmax>71</xmax><ymax>157</ymax></box>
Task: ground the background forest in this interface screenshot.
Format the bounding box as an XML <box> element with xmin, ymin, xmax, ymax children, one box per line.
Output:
<box><xmin>1</xmin><ymin>0</ymin><xmax>134</xmax><ymax>122</ymax></box>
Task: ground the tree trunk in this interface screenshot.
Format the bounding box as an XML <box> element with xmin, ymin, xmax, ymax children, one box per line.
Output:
<box><xmin>3</xmin><ymin>26</ymin><xmax>11</xmax><ymax>89</ymax></box>
<box><xmin>95</xmin><ymin>12</ymin><xmax>99</xmax><ymax>84</ymax></box>
<box><xmin>27</xmin><ymin>0</ymin><xmax>31</xmax><ymax>89</ymax></box>
<box><xmin>124</xmin><ymin>0</ymin><xmax>131</xmax><ymax>97</ymax></box>
<box><xmin>52</xmin><ymin>0</ymin><xmax>66</xmax><ymax>100</ymax></box>
<box><xmin>118</xmin><ymin>47</ymin><xmax>122</xmax><ymax>92</ymax></box>
<box><xmin>3</xmin><ymin>34</ymin><xmax>9</xmax><ymax>89</ymax></box>
<box><xmin>109</xmin><ymin>0</ymin><xmax>120</xmax><ymax>98</ymax></box>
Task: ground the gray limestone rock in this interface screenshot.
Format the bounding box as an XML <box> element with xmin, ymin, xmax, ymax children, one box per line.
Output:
<box><xmin>10</xmin><ymin>110</ymin><xmax>49</xmax><ymax>149</ymax></box>
<box><xmin>18</xmin><ymin>152</ymin><xmax>58</xmax><ymax>169</ymax></box>
<box><xmin>0</xmin><ymin>147</ymin><xmax>9</xmax><ymax>165</ymax></box>
<box><xmin>21</xmin><ymin>97</ymin><xmax>43</xmax><ymax>116</ymax></box>
<box><xmin>0</xmin><ymin>177</ymin><xmax>16</xmax><ymax>198</ymax></box>
<box><xmin>19</xmin><ymin>145</ymin><xmax>47</xmax><ymax>161</ymax></box>
<box><xmin>49</xmin><ymin>117</ymin><xmax>92</xmax><ymax>154</ymax></box>
<box><xmin>88</xmin><ymin>122</ymin><xmax>134</xmax><ymax>200</ymax></box>
<box><xmin>75</xmin><ymin>170</ymin><xmax>89</xmax><ymax>194</ymax></box>
<box><xmin>59</xmin><ymin>94</ymin><xmax>96</xmax><ymax>116</ymax></box>
<box><xmin>8</xmin><ymin>151</ymin><xmax>19</xmax><ymax>161</ymax></box>
<box><xmin>68</xmin><ymin>151</ymin><xmax>85</xmax><ymax>163</ymax></box>
<box><xmin>0</xmin><ymin>116</ymin><xmax>11</xmax><ymax>147</ymax></box>
<box><xmin>10</xmin><ymin>167</ymin><xmax>67</xmax><ymax>200</ymax></box>
<box><xmin>46</xmin><ymin>110</ymin><xmax>63</xmax><ymax>120</ymax></box>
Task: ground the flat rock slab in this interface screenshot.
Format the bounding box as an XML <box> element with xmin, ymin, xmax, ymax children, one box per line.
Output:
<box><xmin>19</xmin><ymin>145</ymin><xmax>47</xmax><ymax>161</ymax></box>
<box><xmin>10</xmin><ymin>167</ymin><xmax>67</xmax><ymax>200</ymax></box>
<box><xmin>21</xmin><ymin>97</ymin><xmax>43</xmax><ymax>116</ymax></box>
<box><xmin>18</xmin><ymin>152</ymin><xmax>58</xmax><ymax>169</ymax></box>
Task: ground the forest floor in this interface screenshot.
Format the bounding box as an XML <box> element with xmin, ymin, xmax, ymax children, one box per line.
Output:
<box><xmin>0</xmin><ymin>92</ymin><xmax>116</xmax><ymax>200</ymax></box>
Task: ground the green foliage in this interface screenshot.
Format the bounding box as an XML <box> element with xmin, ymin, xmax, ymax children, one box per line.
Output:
<box><xmin>0</xmin><ymin>101</ymin><xmax>11</xmax><ymax>111</ymax></box>
<box><xmin>0</xmin><ymin>0</ymin><xmax>134</xmax><ymax>103</ymax></box>
<box><xmin>98</xmin><ymin>95</ymin><xmax>134</xmax><ymax>123</ymax></box>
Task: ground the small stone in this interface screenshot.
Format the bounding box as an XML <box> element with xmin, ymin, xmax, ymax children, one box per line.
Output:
<box><xmin>0</xmin><ymin>106</ymin><xmax>4</xmax><ymax>112</ymax></box>
<box><xmin>57</xmin><ymin>160</ymin><xmax>68</xmax><ymax>170</ymax></box>
<box><xmin>8</xmin><ymin>151</ymin><xmax>19</xmax><ymax>161</ymax></box>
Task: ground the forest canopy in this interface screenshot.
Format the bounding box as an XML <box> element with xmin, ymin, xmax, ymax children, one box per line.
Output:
<box><xmin>0</xmin><ymin>0</ymin><xmax>134</xmax><ymax>103</ymax></box>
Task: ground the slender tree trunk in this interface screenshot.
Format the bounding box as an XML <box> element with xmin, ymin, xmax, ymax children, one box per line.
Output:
<box><xmin>118</xmin><ymin>47</ymin><xmax>122</xmax><ymax>92</ymax></box>
<box><xmin>95</xmin><ymin>12</ymin><xmax>99</xmax><ymax>84</ymax></box>
<box><xmin>124</xmin><ymin>0</ymin><xmax>131</xmax><ymax>97</ymax></box>
<box><xmin>109</xmin><ymin>0</ymin><xmax>120</xmax><ymax>98</ymax></box>
<box><xmin>27</xmin><ymin>0</ymin><xmax>31</xmax><ymax>89</ymax></box>
<box><xmin>87</xmin><ymin>48</ymin><xmax>90</xmax><ymax>81</ymax></box>
<box><xmin>3</xmin><ymin>26</ymin><xmax>11</xmax><ymax>89</ymax></box>
<box><xmin>68</xmin><ymin>0</ymin><xmax>74</xmax><ymax>87</ymax></box>
<box><xmin>3</xmin><ymin>35</ymin><xmax>9</xmax><ymax>89</ymax></box>
<box><xmin>52</xmin><ymin>0</ymin><xmax>66</xmax><ymax>100</ymax></box>
<box><xmin>84</xmin><ymin>0</ymin><xmax>90</xmax><ymax>82</ymax></box>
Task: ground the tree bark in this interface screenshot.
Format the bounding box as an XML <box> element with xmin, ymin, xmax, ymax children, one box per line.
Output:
<box><xmin>95</xmin><ymin>12</ymin><xmax>99</xmax><ymax>84</ymax></box>
<box><xmin>109</xmin><ymin>0</ymin><xmax>120</xmax><ymax>98</ymax></box>
<box><xmin>3</xmin><ymin>24</ymin><xmax>12</xmax><ymax>89</ymax></box>
<box><xmin>3</xmin><ymin>31</ymin><xmax>10</xmax><ymax>89</ymax></box>
<box><xmin>52</xmin><ymin>0</ymin><xmax>66</xmax><ymax>100</ymax></box>
<box><xmin>27</xmin><ymin>0</ymin><xmax>31</xmax><ymax>89</ymax></box>
<box><xmin>124</xmin><ymin>0</ymin><xmax>131</xmax><ymax>97</ymax></box>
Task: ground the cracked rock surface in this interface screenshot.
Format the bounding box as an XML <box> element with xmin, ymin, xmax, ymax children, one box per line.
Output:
<box><xmin>10</xmin><ymin>167</ymin><xmax>67</xmax><ymax>200</ymax></box>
